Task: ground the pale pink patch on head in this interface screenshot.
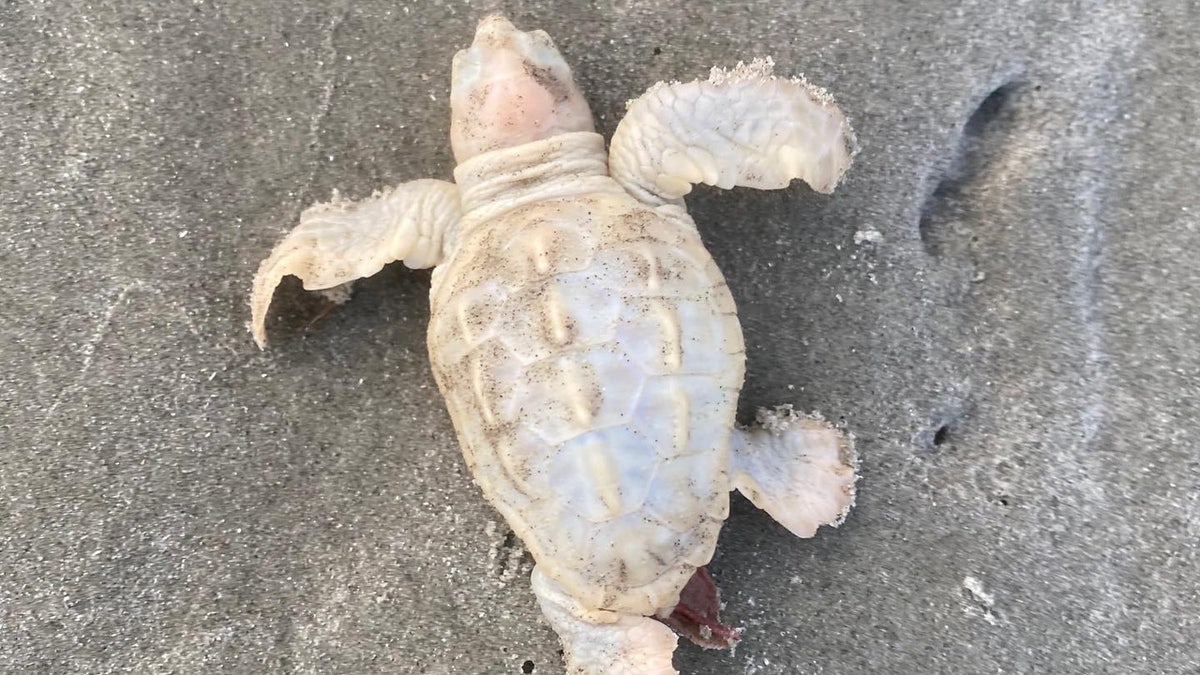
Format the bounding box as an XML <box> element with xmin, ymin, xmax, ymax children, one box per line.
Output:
<box><xmin>450</xmin><ymin>15</ymin><xmax>595</xmax><ymax>163</ymax></box>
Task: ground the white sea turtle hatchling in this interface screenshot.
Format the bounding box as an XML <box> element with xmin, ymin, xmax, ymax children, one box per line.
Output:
<box><xmin>250</xmin><ymin>14</ymin><xmax>858</xmax><ymax>674</ymax></box>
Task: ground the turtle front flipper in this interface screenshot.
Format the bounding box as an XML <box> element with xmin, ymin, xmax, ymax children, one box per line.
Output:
<box><xmin>730</xmin><ymin>406</ymin><xmax>858</xmax><ymax>538</ymax></box>
<box><xmin>249</xmin><ymin>179</ymin><xmax>460</xmax><ymax>349</ymax></box>
<box><xmin>609</xmin><ymin>58</ymin><xmax>856</xmax><ymax>205</ymax></box>
<box><xmin>531</xmin><ymin>567</ymin><xmax>680</xmax><ymax>675</ymax></box>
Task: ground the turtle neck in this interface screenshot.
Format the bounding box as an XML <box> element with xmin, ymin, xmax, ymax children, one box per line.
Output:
<box><xmin>452</xmin><ymin>132</ymin><xmax>623</xmax><ymax>229</ymax></box>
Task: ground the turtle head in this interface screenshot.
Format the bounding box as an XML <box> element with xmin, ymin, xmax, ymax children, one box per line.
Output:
<box><xmin>450</xmin><ymin>15</ymin><xmax>595</xmax><ymax>163</ymax></box>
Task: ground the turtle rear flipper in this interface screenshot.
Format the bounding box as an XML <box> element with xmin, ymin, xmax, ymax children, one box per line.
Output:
<box><xmin>609</xmin><ymin>58</ymin><xmax>856</xmax><ymax>205</ymax></box>
<box><xmin>531</xmin><ymin>567</ymin><xmax>680</xmax><ymax>675</ymax></box>
<box><xmin>249</xmin><ymin>179</ymin><xmax>460</xmax><ymax>348</ymax></box>
<box><xmin>730</xmin><ymin>406</ymin><xmax>858</xmax><ymax>538</ymax></box>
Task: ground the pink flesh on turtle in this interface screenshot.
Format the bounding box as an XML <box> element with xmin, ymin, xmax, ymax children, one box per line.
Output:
<box><xmin>658</xmin><ymin>566</ymin><xmax>743</xmax><ymax>650</ymax></box>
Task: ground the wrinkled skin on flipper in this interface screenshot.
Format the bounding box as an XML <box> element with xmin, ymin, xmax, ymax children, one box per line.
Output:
<box><xmin>248</xmin><ymin>180</ymin><xmax>460</xmax><ymax>349</ymax></box>
<box><xmin>610</xmin><ymin>57</ymin><xmax>857</xmax><ymax>206</ymax></box>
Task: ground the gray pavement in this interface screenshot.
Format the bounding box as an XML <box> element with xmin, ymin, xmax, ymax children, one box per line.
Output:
<box><xmin>2</xmin><ymin>1</ymin><xmax>1197</xmax><ymax>673</ymax></box>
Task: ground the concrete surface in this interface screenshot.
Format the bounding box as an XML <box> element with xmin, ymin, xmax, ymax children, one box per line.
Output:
<box><xmin>2</xmin><ymin>1</ymin><xmax>1197</xmax><ymax>673</ymax></box>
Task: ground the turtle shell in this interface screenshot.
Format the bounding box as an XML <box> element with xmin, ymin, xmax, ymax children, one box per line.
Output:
<box><xmin>428</xmin><ymin>190</ymin><xmax>745</xmax><ymax>615</ymax></box>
